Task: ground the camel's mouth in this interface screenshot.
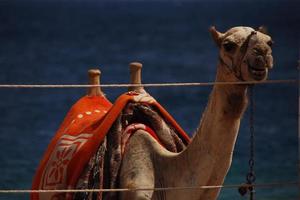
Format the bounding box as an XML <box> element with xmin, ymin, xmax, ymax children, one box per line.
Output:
<box><xmin>247</xmin><ymin>62</ymin><xmax>268</xmax><ymax>81</ymax></box>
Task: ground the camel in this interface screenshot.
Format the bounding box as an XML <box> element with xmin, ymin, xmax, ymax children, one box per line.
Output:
<box><xmin>119</xmin><ymin>26</ymin><xmax>274</xmax><ymax>200</ymax></box>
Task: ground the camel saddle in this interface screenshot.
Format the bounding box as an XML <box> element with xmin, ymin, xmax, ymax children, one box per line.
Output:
<box><xmin>31</xmin><ymin>92</ymin><xmax>190</xmax><ymax>200</ymax></box>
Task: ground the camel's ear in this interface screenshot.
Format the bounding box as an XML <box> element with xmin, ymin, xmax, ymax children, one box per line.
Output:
<box><xmin>209</xmin><ymin>26</ymin><xmax>224</xmax><ymax>47</ymax></box>
<box><xmin>257</xmin><ymin>26</ymin><xmax>268</xmax><ymax>34</ymax></box>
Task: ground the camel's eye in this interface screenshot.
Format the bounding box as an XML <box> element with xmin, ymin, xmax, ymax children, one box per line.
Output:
<box><xmin>223</xmin><ymin>41</ymin><xmax>237</xmax><ymax>52</ymax></box>
<box><xmin>267</xmin><ymin>40</ymin><xmax>274</xmax><ymax>47</ymax></box>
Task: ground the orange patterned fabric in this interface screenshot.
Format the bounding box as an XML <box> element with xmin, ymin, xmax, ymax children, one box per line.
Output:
<box><xmin>31</xmin><ymin>95</ymin><xmax>112</xmax><ymax>200</ymax></box>
<box><xmin>31</xmin><ymin>92</ymin><xmax>190</xmax><ymax>200</ymax></box>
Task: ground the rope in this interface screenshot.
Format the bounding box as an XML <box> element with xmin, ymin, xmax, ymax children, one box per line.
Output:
<box><xmin>0</xmin><ymin>182</ymin><xmax>297</xmax><ymax>194</ymax></box>
<box><xmin>0</xmin><ymin>79</ymin><xmax>296</xmax><ymax>196</ymax></box>
<box><xmin>0</xmin><ymin>79</ymin><xmax>296</xmax><ymax>89</ymax></box>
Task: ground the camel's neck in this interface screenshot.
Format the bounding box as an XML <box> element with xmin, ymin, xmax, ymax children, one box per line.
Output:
<box><xmin>188</xmin><ymin>63</ymin><xmax>248</xmax><ymax>156</ymax></box>
<box><xmin>170</xmin><ymin>62</ymin><xmax>248</xmax><ymax>198</ymax></box>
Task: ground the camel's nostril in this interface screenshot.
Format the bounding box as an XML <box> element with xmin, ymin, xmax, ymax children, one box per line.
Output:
<box><xmin>253</xmin><ymin>56</ymin><xmax>266</xmax><ymax>69</ymax></box>
<box><xmin>256</xmin><ymin>55</ymin><xmax>264</xmax><ymax>62</ymax></box>
<box><xmin>253</xmin><ymin>47</ymin><xmax>266</xmax><ymax>56</ymax></box>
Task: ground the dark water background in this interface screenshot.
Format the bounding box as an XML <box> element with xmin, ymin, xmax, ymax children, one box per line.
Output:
<box><xmin>0</xmin><ymin>0</ymin><xmax>299</xmax><ymax>199</ymax></box>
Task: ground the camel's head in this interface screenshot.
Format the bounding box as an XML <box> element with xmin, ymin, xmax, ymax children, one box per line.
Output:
<box><xmin>210</xmin><ymin>26</ymin><xmax>273</xmax><ymax>81</ymax></box>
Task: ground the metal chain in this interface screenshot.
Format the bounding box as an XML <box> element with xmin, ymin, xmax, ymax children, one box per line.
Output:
<box><xmin>247</xmin><ymin>85</ymin><xmax>256</xmax><ymax>199</ymax></box>
<box><xmin>298</xmin><ymin>59</ymin><xmax>300</xmax><ymax>200</ymax></box>
<box><xmin>238</xmin><ymin>85</ymin><xmax>256</xmax><ymax>199</ymax></box>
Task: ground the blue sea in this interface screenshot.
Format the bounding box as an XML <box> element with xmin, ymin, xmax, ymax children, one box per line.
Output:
<box><xmin>0</xmin><ymin>0</ymin><xmax>299</xmax><ymax>199</ymax></box>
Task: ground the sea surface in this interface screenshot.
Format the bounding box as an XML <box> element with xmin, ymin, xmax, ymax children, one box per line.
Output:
<box><xmin>0</xmin><ymin>0</ymin><xmax>299</xmax><ymax>199</ymax></box>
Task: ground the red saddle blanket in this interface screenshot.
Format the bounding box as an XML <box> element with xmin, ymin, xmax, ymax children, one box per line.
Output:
<box><xmin>31</xmin><ymin>92</ymin><xmax>190</xmax><ymax>200</ymax></box>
